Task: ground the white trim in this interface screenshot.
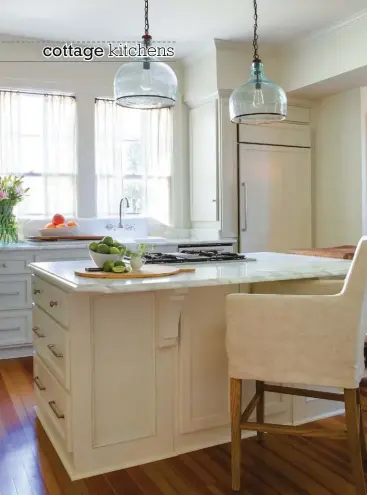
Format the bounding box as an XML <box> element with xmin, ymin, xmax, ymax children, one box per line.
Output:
<box><xmin>184</xmin><ymin>91</ymin><xmax>219</xmax><ymax>110</ymax></box>
<box><xmin>292</xmin><ymin>8</ymin><xmax>367</xmax><ymax>44</ymax></box>
<box><xmin>0</xmin><ymin>344</ymin><xmax>33</xmax><ymax>359</ymax></box>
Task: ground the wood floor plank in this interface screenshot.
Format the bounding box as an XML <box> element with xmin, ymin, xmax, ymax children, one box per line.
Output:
<box><xmin>2</xmin><ymin>357</ymin><xmax>367</xmax><ymax>495</ymax></box>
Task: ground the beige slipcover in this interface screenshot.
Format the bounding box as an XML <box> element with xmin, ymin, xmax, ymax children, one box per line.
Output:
<box><xmin>225</xmin><ymin>236</ymin><xmax>367</xmax><ymax>389</ymax></box>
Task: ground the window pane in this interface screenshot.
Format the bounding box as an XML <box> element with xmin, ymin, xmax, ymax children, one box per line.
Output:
<box><xmin>122</xmin><ymin>141</ymin><xmax>143</xmax><ymax>175</ymax></box>
<box><xmin>14</xmin><ymin>176</ymin><xmax>45</xmax><ymax>217</ymax></box>
<box><xmin>147</xmin><ymin>178</ymin><xmax>170</xmax><ymax>225</ymax></box>
<box><xmin>96</xmin><ymin>176</ymin><xmax>124</xmax><ymax>217</ymax></box>
<box><xmin>19</xmin><ymin>94</ymin><xmax>43</xmax><ymax>135</ymax></box>
<box><xmin>123</xmin><ymin>179</ymin><xmax>144</xmax><ymax>215</ymax></box>
<box><xmin>47</xmin><ymin>176</ymin><xmax>76</xmax><ymax>217</ymax></box>
<box><xmin>19</xmin><ymin>136</ymin><xmax>43</xmax><ymax>174</ymax></box>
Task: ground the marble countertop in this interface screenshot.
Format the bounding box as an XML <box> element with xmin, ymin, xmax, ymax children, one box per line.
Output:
<box><xmin>29</xmin><ymin>252</ymin><xmax>351</xmax><ymax>294</ymax></box>
<box><xmin>0</xmin><ymin>237</ymin><xmax>237</xmax><ymax>251</ymax></box>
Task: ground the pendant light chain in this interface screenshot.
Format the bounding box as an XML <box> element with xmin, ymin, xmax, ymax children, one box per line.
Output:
<box><xmin>252</xmin><ymin>0</ymin><xmax>260</xmax><ymax>62</ymax></box>
<box><xmin>144</xmin><ymin>0</ymin><xmax>149</xmax><ymax>36</ymax></box>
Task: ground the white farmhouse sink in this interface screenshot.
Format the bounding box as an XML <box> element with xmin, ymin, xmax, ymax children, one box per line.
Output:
<box><xmin>134</xmin><ymin>237</ymin><xmax>167</xmax><ymax>244</ymax></box>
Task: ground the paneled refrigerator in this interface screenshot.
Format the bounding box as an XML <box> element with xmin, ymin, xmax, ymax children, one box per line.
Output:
<box><xmin>237</xmin><ymin>112</ymin><xmax>312</xmax><ymax>253</ymax></box>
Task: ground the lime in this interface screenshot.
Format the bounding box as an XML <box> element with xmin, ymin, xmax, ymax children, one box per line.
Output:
<box><xmin>114</xmin><ymin>260</ymin><xmax>125</xmax><ymax>267</ymax></box>
<box><xmin>109</xmin><ymin>246</ymin><xmax>121</xmax><ymax>254</ymax></box>
<box><xmin>89</xmin><ymin>241</ymin><xmax>98</xmax><ymax>252</ymax></box>
<box><xmin>103</xmin><ymin>260</ymin><xmax>114</xmax><ymax>272</ymax></box>
<box><xmin>97</xmin><ymin>243</ymin><xmax>110</xmax><ymax>254</ymax></box>
<box><xmin>113</xmin><ymin>241</ymin><xmax>121</xmax><ymax>247</ymax></box>
<box><xmin>112</xmin><ymin>266</ymin><xmax>125</xmax><ymax>273</ymax></box>
<box><xmin>102</xmin><ymin>236</ymin><xmax>114</xmax><ymax>246</ymax></box>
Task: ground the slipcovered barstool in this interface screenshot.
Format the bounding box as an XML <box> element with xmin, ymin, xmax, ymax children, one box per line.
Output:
<box><xmin>226</xmin><ymin>236</ymin><xmax>367</xmax><ymax>495</ymax></box>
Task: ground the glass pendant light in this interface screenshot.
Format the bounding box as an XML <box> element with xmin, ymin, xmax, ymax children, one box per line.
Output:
<box><xmin>229</xmin><ymin>0</ymin><xmax>287</xmax><ymax>124</ymax></box>
<box><xmin>114</xmin><ymin>0</ymin><xmax>178</xmax><ymax>109</ymax></box>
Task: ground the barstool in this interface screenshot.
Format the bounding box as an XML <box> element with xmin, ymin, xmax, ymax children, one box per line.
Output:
<box><xmin>225</xmin><ymin>236</ymin><xmax>367</xmax><ymax>495</ymax></box>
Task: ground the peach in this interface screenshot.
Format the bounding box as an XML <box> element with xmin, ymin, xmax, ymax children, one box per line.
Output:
<box><xmin>52</xmin><ymin>213</ymin><xmax>65</xmax><ymax>226</ymax></box>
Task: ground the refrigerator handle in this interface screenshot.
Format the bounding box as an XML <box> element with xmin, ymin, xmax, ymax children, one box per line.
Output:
<box><xmin>240</xmin><ymin>182</ymin><xmax>248</xmax><ymax>232</ymax></box>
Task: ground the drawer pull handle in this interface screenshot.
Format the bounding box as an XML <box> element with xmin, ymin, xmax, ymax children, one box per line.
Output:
<box><xmin>0</xmin><ymin>292</ymin><xmax>20</xmax><ymax>297</ymax></box>
<box><xmin>33</xmin><ymin>289</ymin><xmax>41</xmax><ymax>295</ymax></box>
<box><xmin>32</xmin><ymin>326</ymin><xmax>45</xmax><ymax>338</ymax></box>
<box><xmin>48</xmin><ymin>401</ymin><xmax>64</xmax><ymax>419</ymax></box>
<box><xmin>49</xmin><ymin>301</ymin><xmax>58</xmax><ymax>307</ymax></box>
<box><xmin>33</xmin><ymin>376</ymin><xmax>46</xmax><ymax>391</ymax></box>
<box><xmin>47</xmin><ymin>344</ymin><xmax>63</xmax><ymax>358</ymax></box>
<box><xmin>1</xmin><ymin>263</ymin><xmax>7</xmax><ymax>268</ymax></box>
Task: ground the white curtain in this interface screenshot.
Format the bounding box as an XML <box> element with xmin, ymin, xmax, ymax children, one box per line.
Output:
<box><xmin>0</xmin><ymin>91</ymin><xmax>76</xmax><ymax>217</ymax></box>
<box><xmin>95</xmin><ymin>99</ymin><xmax>173</xmax><ymax>225</ymax></box>
<box><xmin>0</xmin><ymin>90</ymin><xmax>21</xmax><ymax>175</ymax></box>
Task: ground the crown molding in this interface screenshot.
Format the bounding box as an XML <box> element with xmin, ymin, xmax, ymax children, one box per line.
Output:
<box><xmin>183</xmin><ymin>91</ymin><xmax>219</xmax><ymax>109</ymax></box>
<box><xmin>294</xmin><ymin>7</ymin><xmax>367</xmax><ymax>45</ymax></box>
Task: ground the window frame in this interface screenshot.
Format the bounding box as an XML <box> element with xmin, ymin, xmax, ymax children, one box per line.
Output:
<box><xmin>0</xmin><ymin>89</ymin><xmax>77</xmax><ymax>219</ymax></box>
<box><xmin>94</xmin><ymin>97</ymin><xmax>174</xmax><ymax>224</ymax></box>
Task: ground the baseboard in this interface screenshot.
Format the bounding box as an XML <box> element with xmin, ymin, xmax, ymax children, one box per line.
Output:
<box><xmin>0</xmin><ymin>345</ymin><xmax>33</xmax><ymax>359</ymax></box>
<box><xmin>293</xmin><ymin>408</ymin><xmax>345</xmax><ymax>426</ymax></box>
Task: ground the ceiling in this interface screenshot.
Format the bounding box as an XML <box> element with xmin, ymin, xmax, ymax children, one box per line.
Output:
<box><xmin>0</xmin><ymin>0</ymin><xmax>366</xmax><ymax>57</ymax></box>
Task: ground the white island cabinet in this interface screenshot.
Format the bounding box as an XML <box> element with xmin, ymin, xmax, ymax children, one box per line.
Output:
<box><xmin>29</xmin><ymin>253</ymin><xmax>351</xmax><ymax>480</ymax></box>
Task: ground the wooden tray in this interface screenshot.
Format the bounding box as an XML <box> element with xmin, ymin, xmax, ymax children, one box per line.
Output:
<box><xmin>27</xmin><ymin>235</ymin><xmax>103</xmax><ymax>242</ymax></box>
<box><xmin>75</xmin><ymin>265</ymin><xmax>196</xmax><ymax>279</ymax></box>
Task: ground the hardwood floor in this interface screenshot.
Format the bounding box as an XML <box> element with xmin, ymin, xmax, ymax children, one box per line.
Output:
<box><xmin>1</xmin><ymin>357</ymin><xmax>367</xmax><ymax>495</ymax></box>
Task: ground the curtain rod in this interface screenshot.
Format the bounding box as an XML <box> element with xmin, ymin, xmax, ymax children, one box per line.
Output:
<box><xmin>0</xmin><ymin>88</ymin><xmax>75</xmax><ymax>98</ymax></box>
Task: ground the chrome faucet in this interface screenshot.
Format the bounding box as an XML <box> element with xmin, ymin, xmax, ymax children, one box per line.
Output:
<box><xmin>119</xmin><ymin>197</ymin><xmax>130</xmax><ymax>227</ymax></box>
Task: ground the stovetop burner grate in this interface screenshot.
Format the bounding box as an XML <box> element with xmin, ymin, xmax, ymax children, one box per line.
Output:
<box><xmin>141</xmin><ymin>251</ymin><xmax>252</xmax><ymax>264</ymax></box>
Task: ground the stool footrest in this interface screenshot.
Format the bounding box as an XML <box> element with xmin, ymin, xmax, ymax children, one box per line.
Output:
<box><xmin>239</xmin><ymin>421</ymin><xmax>348</xmax><ymax>439</ymax></box>
<box><xmin>263</xmin><ymin>384</ymin><xmax>344</xmax><ymax>402</ymax></box>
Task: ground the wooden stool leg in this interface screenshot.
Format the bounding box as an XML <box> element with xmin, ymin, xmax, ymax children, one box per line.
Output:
<box><xmin>357</xmin><ymin>389</ymin><xmax>367</xmax><ymax>460</ymax></box>
<box><xmin>345</xmin><ymin>389</ymin><xmax>366</xmax><ymax>495</ymax></box>
<box><xmin>230</xmin><ymin>378</ymin><xmax>242</xmax><ymax>492</ymax></box>
<box><xmin>256</xmin><ymin>381</ymin><xmax>265</xmax><ymax>444</ymax></box>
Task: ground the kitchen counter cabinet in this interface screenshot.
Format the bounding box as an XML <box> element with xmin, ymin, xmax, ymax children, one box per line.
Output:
<box><xmin>28</xmin><ymin>253</ymin><xmax>351</xmax><ymax>480</ymax></box>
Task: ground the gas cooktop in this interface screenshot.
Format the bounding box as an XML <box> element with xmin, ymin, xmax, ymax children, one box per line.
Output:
<box><xmin>143</xmin><ymin>250</ymin><xmax>256</xmax><ymax>264</ymax></box>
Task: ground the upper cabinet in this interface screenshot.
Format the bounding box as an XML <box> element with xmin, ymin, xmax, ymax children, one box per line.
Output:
<box><xmin>188</xmin><ymin>94</ymin><xmax>237</xmax><ymax>237</ymax></box>
<box><xmin>189</xmin><ymin>99</ymin><xmax>218</xmax><ymax>223</ymax></box>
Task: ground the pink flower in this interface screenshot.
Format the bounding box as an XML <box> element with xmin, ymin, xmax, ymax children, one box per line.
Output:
<box><xmin>0</xmin><ymin>190</ymin><xmax>8</xmax><ymax>200</ymax></box>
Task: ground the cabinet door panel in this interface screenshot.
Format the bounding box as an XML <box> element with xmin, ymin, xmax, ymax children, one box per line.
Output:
<box><xmin>177</xmin><ymin>285</ymin><xmax>239</xmax><ymax>435</ymax></box>
<box><xmin>239</xmin><ymin>144</ymin><xmax>311</xmax><ymax>252</ymax></box>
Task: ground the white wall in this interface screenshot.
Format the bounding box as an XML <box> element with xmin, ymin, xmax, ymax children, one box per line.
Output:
<box><xmin>0</xmin><ymin>36</ymin><xmax>189</xmax><ymax>228</ymax></box>
<box><xmin>313</xmin><ymin>88</ymin><xmax>364</xmax><ymax>246</ymax></box>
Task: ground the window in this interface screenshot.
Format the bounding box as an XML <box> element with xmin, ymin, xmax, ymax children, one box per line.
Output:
<box><xmin>0</xmin><ymin>90</ymin><xmax>77</xmax><ymax>217</ymax></box>
<box><xmin>95</xmin><ymin>98</ymin><xmax>173</xmax><ymax>225</ymax></box>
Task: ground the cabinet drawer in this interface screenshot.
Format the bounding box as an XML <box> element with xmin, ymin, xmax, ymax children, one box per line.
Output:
<box><xmin>0</xmin><ymin>255</ymin><xmax>33</xmax><ymax>275</ymax></box>
<box><xmin>32</xmin><ymin>276</ymin><xmax>69</xmax><ymax>328</ymax></box>
<box><xmin>33</xmin><ymin>354</ymin><xmax>72</xmax><ymax>452</ymax></box>
<box><xmin>0</xmin><ymin>311</ymin><xmax>32</xmax><ymax>346</ymax></box>
<box><xmin>33</xmin><ymin>306</ymin><xmax>70</xmax><ymax>390</ymax></box>
<box><xmin>0</xmin><ymin>276</ymin><xmax>32</xmax><ymax>310</ymax></box>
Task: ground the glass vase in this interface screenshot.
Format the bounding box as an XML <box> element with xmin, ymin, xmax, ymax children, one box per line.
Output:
<box><xmin>0</xmin><ymin>203</ymin><xmax>18</xmax><ymax>244</ymax></box>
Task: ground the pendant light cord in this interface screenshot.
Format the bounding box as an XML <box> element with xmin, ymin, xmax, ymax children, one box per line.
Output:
<box><xmin>252</xmin><ymin>0</ymin><xmax>261</xmax><ymax>62</ymax></box>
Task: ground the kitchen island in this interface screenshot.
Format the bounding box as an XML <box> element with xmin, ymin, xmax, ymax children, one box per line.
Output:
<box><xmin>29</xmin><ymin>253</ymin><xmax>351</xmax><ymax>480</ymax></box>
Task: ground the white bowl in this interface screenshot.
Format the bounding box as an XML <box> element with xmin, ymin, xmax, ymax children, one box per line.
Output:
<box><xmin>39</xmin><ymin>226</ymin><xmax>79</xmax><ymax>237</ymax></box>
<box><xmin>89</xmin><ymin>250</ymin><xmax>123</xmax><ymax>268</ymax></box>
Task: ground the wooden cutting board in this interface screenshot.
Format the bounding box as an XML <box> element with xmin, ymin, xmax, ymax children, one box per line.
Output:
<box><xmin>27</xmin><ymin>235</ymin><xmax>103</xmax><ymax>241</ymax></box>
<box><xmin>75</xmin><ymin>265</ymin><xmax>196</xmax><ymax>279</ymax></box>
